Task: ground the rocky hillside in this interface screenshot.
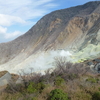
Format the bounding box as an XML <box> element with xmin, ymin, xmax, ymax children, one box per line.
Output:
<box><xmin>0</xmin><ymin>1</ymin><xmax>100</xmax><ymax>73</ymax></box>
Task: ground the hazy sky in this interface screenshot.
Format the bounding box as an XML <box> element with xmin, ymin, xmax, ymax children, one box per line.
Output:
<box><xmin>0</xmin><ymin>0</ymin><xmax>97</xmax><ymax>43</ymax></box>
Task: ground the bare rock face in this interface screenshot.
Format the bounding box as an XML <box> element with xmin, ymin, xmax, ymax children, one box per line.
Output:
<box><xmin>0</xmin><ymin>1</ymin><xmax>100</xmax><ymax>72</ymax></box>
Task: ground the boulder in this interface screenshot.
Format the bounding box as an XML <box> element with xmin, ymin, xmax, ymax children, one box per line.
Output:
<box><xmin>94</xmin><ymin>59</ymin><xmax>100</xmax><ymax>63</ymax></box>
<box><xmin>87</xmin><ymin>62</ymin><xmax>94</xmax><ymax>65</ymax></box>
<box><xmin>16</xmin><ymin>76</ymin><xmax>23</xmax><ymax>84</ymax></box>
<box><xmin>0</xmin><ymin>72</ymin><xmax>11</xmax><ymax>86</ymax></box>
<box><xmin>94</xmin><ymin>63</ymin><xmax>100</xmax><ymax>73</ymax></box>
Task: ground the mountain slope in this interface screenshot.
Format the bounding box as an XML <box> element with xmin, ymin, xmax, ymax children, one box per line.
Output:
<box><xmin>0</xmin><ymin>1</ymin><xmax>100</xmax><ymax>73</ymax></box>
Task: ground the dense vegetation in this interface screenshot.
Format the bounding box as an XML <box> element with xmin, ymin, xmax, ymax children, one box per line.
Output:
<box><xmin>0</xmin><ymin>58</ymin><xmax>100</xmax><ymax>100</ymax></box>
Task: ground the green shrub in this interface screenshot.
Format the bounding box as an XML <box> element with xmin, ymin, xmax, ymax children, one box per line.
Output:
<box><xmin>48</xmin><ymin>89</ymin><xmax>69</xmax><ymax>100</ymax></box>
<box><xmin>27</xmin><ymin>82</ymin><xmax>37</xmax><ymax>93</ymax></box>
<box><xmin>32</xmin><ymin>97</ymin><xmax>38</xmax><ymax>100</ymax></box>
<box><xmin>27</xmin><ymin>82</ymin><xmax>45</xmax><ymax>93</ymax></box>
<box><xmin>54</xmin><ymin>76</ymin><xmax>65</xmax><ymax>86</ymax></box>
<box><xmin>67</xmin><ymin>74</ymin><xmax>78</xmax><ymax>80</ymax></box>
<box><xmin>92</xmin><ymin>92</ymin><xmax>100</xmax><ymax>100</ymax></box>
<box><xmin>37</xmin><ymin>82</ymin><xmax>45</xmax><ymax>93</ymax></box>
<box><xmin>98</xmin><ymin>87</ymin><xmax>100</xmax><ymax>91</ymax></box>
<box><xmin>86</xmin><ymin>77</ymin><xmax>99</xmax><ymax>83</ymax></box>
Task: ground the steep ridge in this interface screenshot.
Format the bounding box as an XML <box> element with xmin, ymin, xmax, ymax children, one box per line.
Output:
<box><xmin>0</xmin><ymin>1</ymin><xmax>100</xmax><ymax>73</ymax></box>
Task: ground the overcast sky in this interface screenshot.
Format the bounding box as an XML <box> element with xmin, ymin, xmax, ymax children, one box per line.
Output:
<box><xmin>0</xmin><ymin>0</ymin><xmax>97</xmax><ymax>43</ymax></box>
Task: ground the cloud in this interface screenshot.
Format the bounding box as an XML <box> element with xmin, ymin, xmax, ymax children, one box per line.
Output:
<box><xmin>0</xmin><ymin>0</ymin><xmax>58</xmax><ymax>20</ymax></box>
<box><xmin>0</xmin><ymin>26</ymin><xmax>23</xmax><ymax>39</ymax></box>
<box><xmin>0</xmin><ymin>0</ymin><xmax>58</xmax><ymax>41</ymax></box>
<box><xmin>0</xmin><ymin>26</ymin><xmax>7</xmax><ymax>34</ymax></box>
<box><xmin>0</xmin><ymin>14</ymin><xmax>26</xmax><ymax>26</ymax></box>
<box><xmin>5</xmin><ymin>31</ymin><xmax>23</xmax><ymax>39</ymax></box>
